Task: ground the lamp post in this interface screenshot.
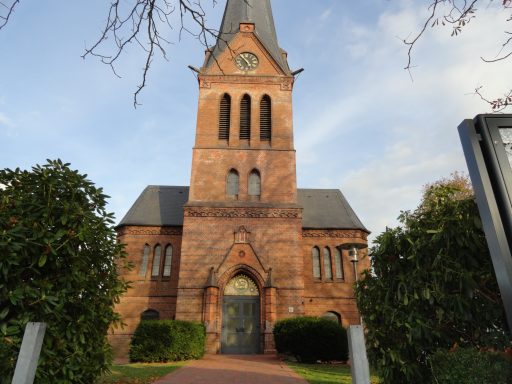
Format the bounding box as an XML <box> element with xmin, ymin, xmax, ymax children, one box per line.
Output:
<box><xmin>340</xmin><ymin>243</ymin><xmax>371</xmax><ymax>384</ymax></box>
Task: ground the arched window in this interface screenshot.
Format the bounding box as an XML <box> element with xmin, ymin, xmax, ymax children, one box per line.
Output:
<box><xmin>227</xmin><ymin>169</ymin><xmax>239</xmax><ymax>197</ymax></box>
<box><xmin>321</xmin><ymin>311</ymin><xmax>341</xmax><ymax>324</ymax></box>
<box><xmin>248</xmin><ymin>169</ymin><xmax>261</xmax><ymax>198</ymax></box>
<box><xmin>141</xmin><ymin>309</ymin><xmax>160</xmax><ymax>321</ymax></box>
<box><xmin>334</xmin><ymin>247</ymin><xmax>344</xmax><ymax>280</ymax></box>
<box><xmin>219</xmin><ymin>93</ymin><xmax>231</xmax><ymax>140</ymax></box>
<box><xmin>163</xmin><ymin>245</ymin><xmax>172</xmax><ymax>277</ymax></box>
<box><xmin>240</xmin><ymin>94</ymin><xmax>251</xmax><ymax>140</ymax></box>
<box><xmin>260</xmin><ymin>95</ymin><xmax>271</xmax><ymax>141</ymax></box>
<box><xmin>140</xmin><ymin>244</ymin><xmax>150</xmax><ymax>277</ymax></box>
<box><xmin>312</xmin><ymin>247</ymin><xmax>321</xmax><ymax>279</ymax></box>
<box><xmin>151</xmin><ymin>245</ymin><xmax>162</xmax><ymax>277</ymax></box>
<box><xmin>323</xmin><ymin>247</ymin><xmax>333</xmax><ymax>280</ymax></box>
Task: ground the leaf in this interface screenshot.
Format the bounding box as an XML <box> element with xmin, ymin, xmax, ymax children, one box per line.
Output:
<box><xmin>38</xmin><ymin>254</ymin><xmax>47</xmax><ymax>267</ymax></box>
<box><xmin>0</xmin><ymin>307</ymin><xmax>8</xmax><ymax>320</ymax></box>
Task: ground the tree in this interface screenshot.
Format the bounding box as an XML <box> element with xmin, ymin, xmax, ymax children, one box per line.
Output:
<box><xmin>356</xmin><ymin>173</ymin><xmax>511</xmax><ymax>384</ymax></box>
<box><xmin>0</xmin><ymin>0</ymin><xmax>220</xmax><ymax>107</ymax></box>
<box><xmin>405</xmin><ymin>0</ymin><xmax>512</xmax><ymax>111</ymax></box>
<box><xmin>0</xmin><ymin>160</ymin><xmax>129</xmax><ymax>383</ymax></box>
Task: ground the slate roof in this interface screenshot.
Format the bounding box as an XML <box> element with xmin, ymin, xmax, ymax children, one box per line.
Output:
<box><xmin>118</xmin><ymin>186</ymin><xmax>369</xmax><ymax>233</ymax></box>
<box><xmin>204</xmin><ymin>0</ymin><xmax>290</xmax><ymax>74</ymax></box>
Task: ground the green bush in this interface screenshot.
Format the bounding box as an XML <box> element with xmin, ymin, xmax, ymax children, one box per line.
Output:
<box><xmin>429</xmin><ymin>348</ymin><xmax>512</xmax><ymax>384</ymax></box>
<box><xmin>273</xmin><ymin>317</ymin><xmax>348</xmax><ymax>363</ymax></box>
<box><xmin>0</xmin><ymin>160</ymin><xmax>128</xmax><ymax>384</ymax></box>
<box><xmin>129</xmin><ymin>320</ymin><xmax>205</xmax><ymax>362</ymax></box>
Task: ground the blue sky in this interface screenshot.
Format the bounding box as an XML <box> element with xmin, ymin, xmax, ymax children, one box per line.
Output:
<box><xmin>0</xmin><ymin>0</ymin><xmax>510</xmax><ymax>243</ymax></box>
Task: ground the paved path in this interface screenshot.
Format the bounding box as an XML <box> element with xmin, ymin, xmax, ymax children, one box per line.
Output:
<box><xmin>152</xmin><ymin>354</ymin><xmax>308</xmax><ymax>384</ymax></box>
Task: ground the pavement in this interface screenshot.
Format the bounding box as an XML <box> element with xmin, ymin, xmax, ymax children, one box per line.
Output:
<box><xmin>152</xmin><ymin>354</ymin><xmax>308</xmax><ymax>384</ymax></box>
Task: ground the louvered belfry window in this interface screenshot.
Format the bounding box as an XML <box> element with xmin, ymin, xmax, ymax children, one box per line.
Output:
<box><xmin>240</xmin><ymin>94</ymin><xmax>251</xmax><ymax>140</ymax></box>
<box><xmin>219</xmin><ymin>94</ymin><xmax>231</xmax><ymax>140</ymax></box>
<box><xmin>260</xmin><ymin>95</ymin><xmax>271</xmax><ymax>141</ymax></box>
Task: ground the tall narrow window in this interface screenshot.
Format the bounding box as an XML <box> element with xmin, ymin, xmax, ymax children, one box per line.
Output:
<box><xmin>140</xmin><ymin>244</ymin><xmax>150</xmax><ymax>277</ymax></box>
<box><xmin>323</xmin><ymin>247</ymin><xmax>333</xmax><ymax>280</ymax></box>
<box><xmin>334</xmin><ymin>247</ymin><xmax>344</xmax><ymax>280</ymax></box>
<box><xmin>163</xmin><ymin>245</ymin><xmax>172</xmax><ymax>277</ymax></box>
<box><xmin>240</xmin><ymin>94</ymin><xmax>251</xmax><ymax>140</ymax></box>
<box><xmin>248</xmin><ymin>169</ymin><xmax>261</xmax><ymax>198</ymax></box>
<box><xmin>227</xmin><ymin>169</ymin><xmax>239</xmax><ymax>197</ymax></box>
<box><xmin>219</xmin><ymin>94</ymin><xmax>231</xmax><ymax>140</ymax></box>
<box><xmin>312</xmin><ymin>247</ymin><xmax>321</xmax><ymax>279</ymax></box>
<box><xmin>260</xmin><ymin>95</ymin><xmax>271</xmax><ymax>141</ymax></box>
<box><xmin>152</xmin><ymin>245</ymin><xmax>162</xmax><ymax>277</ymax></box>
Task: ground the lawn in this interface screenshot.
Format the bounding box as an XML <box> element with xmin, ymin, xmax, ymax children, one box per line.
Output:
<box><xmin>287</xmin><ymin>362</ymin><xmax>380</xmax><ymax>384</ymax></box>
<box><xmin>97</xmin><ymin>362</ymin><xmax>187</xmax><ymax>384</ymax></box>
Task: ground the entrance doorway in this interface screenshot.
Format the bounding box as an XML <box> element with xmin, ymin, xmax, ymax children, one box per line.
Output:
<box><xmin>221</xmin><ymin>274</ymin><xmax>260</xmax><ymax>354</ymax></box>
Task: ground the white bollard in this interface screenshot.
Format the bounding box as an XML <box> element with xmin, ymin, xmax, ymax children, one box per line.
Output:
<box><xmin>11</xmin><ymin>322</ymin><xmax>47</xmax><ymax>384</ymax></box>
<box><xmin>348</xmin><ymin>325</ymin><xmax>370</xmax><ymax>384</ymax></box>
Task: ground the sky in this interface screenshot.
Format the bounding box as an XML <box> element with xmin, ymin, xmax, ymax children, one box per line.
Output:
<box><xmin>0</xmin><ymin>0</ymin><xmax>510</xmax><ymax>244</ymax></box>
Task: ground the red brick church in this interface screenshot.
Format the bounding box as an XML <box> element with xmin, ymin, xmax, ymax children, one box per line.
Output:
<box><xmin>110</xmin><ymin>0</ymin><xmax>369</xmax><ymax>359</ymax></box>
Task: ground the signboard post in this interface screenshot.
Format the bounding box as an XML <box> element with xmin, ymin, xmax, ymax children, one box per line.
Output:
<box><xmin>458</xmin><ymin>114</ymin><xmax>512</xmax><ymax>332</ymax></box>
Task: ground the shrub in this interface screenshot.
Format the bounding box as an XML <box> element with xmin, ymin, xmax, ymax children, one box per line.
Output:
<box><xmin>273</xmin><ymin>317</ymin><xmax>348</xmax><ymax>363</ymax></box>
<box><xmin>429</xmin><ymin>348</ymin><xmax>512</xmax><ymax>384</ymax></box>
<box><xmin>129</xmin><ymin>320</ymin><xmax>205</xmax><ymax>362</ymax></box>
<box><xmin>0</xmin><ymin>160</ymin><xmax>128</xmax><ymax>384</ymax></box>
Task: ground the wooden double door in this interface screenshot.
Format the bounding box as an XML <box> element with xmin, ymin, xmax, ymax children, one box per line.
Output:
<box><xmin>221</xmin><ymin>296</ymin><xmax>260</xmax><ymax>354</ymax></box>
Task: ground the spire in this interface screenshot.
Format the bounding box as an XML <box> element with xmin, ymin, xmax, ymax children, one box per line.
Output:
<box><xmin>205</xmin><ymin>0</ymin><xmax>290</xmax><ymax>73</ymax></box>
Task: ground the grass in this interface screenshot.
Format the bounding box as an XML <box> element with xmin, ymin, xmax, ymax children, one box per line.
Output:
<box><xmin>287</xmin><ymin>362</ymin><xmax>380</xmax><ymax>384</ymax></box>
<box><xmin>97</xmin><ymin>362</ymin><xmax>187</xmax><ymax>384</ymax></box>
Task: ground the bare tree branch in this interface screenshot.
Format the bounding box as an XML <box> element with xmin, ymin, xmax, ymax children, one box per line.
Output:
<box><xmin>404</xmin><ymin>0</ymin><xmax>512</xmax><ymax>111</ymax></box>
<box><xmin>474</xmin><ymin>86</ymin><xmax>512</xmax><ymax>111</ymax></box>
<box><xmin>83</xmin><ymin>0</ymin><xmax>221</xmax><ymax>108</ymax></box>
<box><xmin>0</xmin><ymin>0</ymin><xmax>20</xmax><ymax>30</ymax></box>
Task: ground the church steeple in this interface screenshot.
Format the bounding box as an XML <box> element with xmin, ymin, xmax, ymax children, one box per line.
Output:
<box><xmin>205</xmin><ymin>0</ymin><xmax>290</xmax><ymax>74</ymax></box>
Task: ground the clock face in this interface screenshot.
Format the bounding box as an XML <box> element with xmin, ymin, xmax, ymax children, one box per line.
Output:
<box><xmin>235</xmin><ymin>52</ymin><xmax>259</xmax><ymax>71</ymax></box>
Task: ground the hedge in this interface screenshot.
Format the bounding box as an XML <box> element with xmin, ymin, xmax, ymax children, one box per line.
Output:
<box><xmin>129</xmin><ymin>320</ymin><xmax>205</xmax><ymax>362</ymax></box>
<box><xmin>273</xmin><ymin>317</ymin><xmax>348</xmax><ymax>363</ymax></box>
<box><xmin>429</xmin><ymin>348</ymin><xmax>512</xmax><ymax>384</ymax></box>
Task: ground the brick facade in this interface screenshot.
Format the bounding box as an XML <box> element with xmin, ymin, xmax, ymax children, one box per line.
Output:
<box><xmin>110</xmin><ymin>1</ymin><xmax>369</xmax><ymax>360</ymax></box>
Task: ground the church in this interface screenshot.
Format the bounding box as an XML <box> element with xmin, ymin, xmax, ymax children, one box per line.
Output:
<box><xmin>110</xmin><ymin>0</ymin><xmax>369</xmax><ymax>359</ymax></box>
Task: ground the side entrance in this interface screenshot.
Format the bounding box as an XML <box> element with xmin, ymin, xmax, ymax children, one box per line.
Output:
<box><xmin>221</xmin><ymin>274</ymin><xmax>260</xmax><ymax>354</ymax></box>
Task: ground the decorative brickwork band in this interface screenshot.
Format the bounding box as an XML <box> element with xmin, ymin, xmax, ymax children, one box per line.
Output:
<box><xmin>118</xmin><ymin>227</ymin><xmax>183</xmax><ymax>236</ymax></box>
<box><xmin>302</xmin><ymin>229</ymin><xmax>368</xmax><ymax>240</ymax></box>
<box><xmin>199</xmin><ymin>75</ymin><xmax>293</xmax><ymax>90</ymax></box>
<box><xmin>184</xmin><ymin>207</ymin><xmax>302</xmax><ymax>219</ymax></box>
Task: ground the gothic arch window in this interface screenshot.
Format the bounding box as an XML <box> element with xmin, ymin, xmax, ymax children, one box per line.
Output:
<box><xmin>141</xmin><ymin>309</ymin><xmax>160</xmax><ymax>321</ymax></box>
<box><xmin>227</xmin><ymin>169</ymin><xmax>239</xmax><ymax>198</ymax></box>
<box><xmin>248</xmin><ymin>169</ymin><xmax>261</xmax><ymax>198</ymax></box>
<box><xmin>321</xmin><ymin>311</ymin><xmax>341</xmax><ymax>324</ymax></box>
<box><xmin>334</xmin><ymin>247</ymin><xmax>344</xmax><ymax>280</ymax></box>
<box><xmin>140</xmin><ymin>244</ymin><xmax>150</xmax><ymax>277</ymax></box>
<box><xmin>151</xmin><ymin>245</ymin><xmax>162</xmax><ymax>278</ymax></box>
<box><xmin>312</xmin><ymin>247</ymin><xmax>321</xmax><ymax>279</ymax></box>
<box><xmin>260</xmin><ymin>95</ymin><xmax>271</xmax><ymax>141</ymax></box>
<box><xmin>219</xmin><ymin>93</ymin><xmax>231</xmax><ymax>140</ymax></box>
<box><xmin>163</xmin><ymin>244</ymin><xmax>172</xmax><ymax>277</ymax></box>
<box><xmin>240</xmin><ymin>94</ymin><xmax>251</xmax><ymax>140</ymax></box>
<box><xmin>324</xmin><ymin>247</ymin><xmax>333</xmax><ymax>280</ymax></box>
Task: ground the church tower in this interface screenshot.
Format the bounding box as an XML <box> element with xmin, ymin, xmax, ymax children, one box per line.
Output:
<box><xmin>112</xmin><ymin>0</ymin><xmax>369</xmax><ymax>360</ymax></box>
<box><xmin>176</xmin><ymin>0</ymin><xmax>303</xmax><ymax>353</ymax></box>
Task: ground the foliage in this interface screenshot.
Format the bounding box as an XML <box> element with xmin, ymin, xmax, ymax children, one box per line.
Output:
<box><xmin>273</xmin><ymin>317</ymin><xmax>348</xmax><ymax>363</ymax></box>
<box><xmin>0</xmin><ymin>159</ymin><xmax>128</xmax><ymax>383</ymax></box>
<box><xmin>355</xmin><ymin>174</ymin><xmax>511</xmax><ymax>384</ymax></box>
<box><xmin>286</xmin><ymin>362</ymin><xmax>380</xmax><ymax>384</ymax></box>
<box><xmin>129</xmin><ymin>320</ymin><xmax>205</xmax><ymax>362</ymax></box>
<box><xmin>97</xmin><ymin>362</ymin><xmax>186</xmax><ymax>384</ymax></box>
<box><xmin>428</xmin><ymin>348</ymin><xmax>512</xmax><ymax>384</ymax></box>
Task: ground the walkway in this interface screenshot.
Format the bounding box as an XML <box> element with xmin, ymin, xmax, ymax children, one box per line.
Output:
<box><xmin>152</xmin><ymin>354</ymin><xmax>308</xmax><ymax>384</ymax></box>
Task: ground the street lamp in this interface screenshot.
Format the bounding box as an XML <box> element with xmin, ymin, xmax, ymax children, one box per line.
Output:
<box><xmin>341</xmin><ymin>243</ymin><xmax>367</xmax><ymax>283</ymax></box>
